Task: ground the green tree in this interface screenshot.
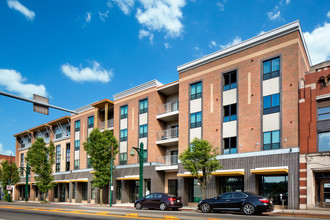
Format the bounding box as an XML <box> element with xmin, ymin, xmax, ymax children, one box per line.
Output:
<box><xmin>179</xmin><ymin>138</ymin><xmax>221</xmax><ymax>200</ymax></box>
<box><xmin>83</xmin><ymin>129</ymin><xmax>119</xmax><ymax>205</ymax></box>
<box><xmin>0</xmin><ymin>160</ymin><xmax>20</xmax><ymax>201</ymax></box>
<box><xmin>26</xmin><ymin>137</ymin><xmax>56</xmax><ymax>201</ymax></box>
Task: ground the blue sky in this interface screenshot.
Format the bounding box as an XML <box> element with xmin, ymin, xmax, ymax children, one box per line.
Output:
<box><xmin>0</xmin><ymin>0</ymin><xmax>329</xmax><ymax>156</ymax></box>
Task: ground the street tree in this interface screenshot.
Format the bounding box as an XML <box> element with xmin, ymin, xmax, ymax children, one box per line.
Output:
<box><xmin>0</xmin><ymin>160</ymin><xmax>20</xmax><ymax>201</ymax></box>
<box><xmin>179</xmin><ymin>138</ymin><xmax>221</xmax><ymax>200</ymax></box>
<box><xmin>83</xmin><ymin>129</ymin><xmax>119</xmax><ymax>204</ymax></box>
<box><xmin>26</xmin><ymin>137</ymin><xmax>56</xmax><ymax>201</ymax></box>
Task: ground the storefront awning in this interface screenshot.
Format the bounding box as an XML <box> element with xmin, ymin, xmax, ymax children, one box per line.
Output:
<box><xmin>117</xmin><ymin>175</ymin><xmax>139</xmax><ymax>180</ymax></box>
<box><xmin>177</xmin><ymin>172</ymin><xmax>203</xmax><ymax>178</ymax></box>
<box><xmin>16</xmin><ymin>182</ymin><xmax>35</xmax><ymax>185</ymax></box>
<box><xmin>70</xmin><ymin>178</ymin><xmax>88</xmax><ymax>183</ymax></box>
<box><xmin>212</xmin><ymin>169</ymin><xmax>244</xmax><ymax>176</ymax></box>
<box><xmin>53</xmin><ymin>180</ymin><xmax>70</xmax><ymax>183</ymax></box>
<box><xmin>90</xmin><ymin>171</ymin><xmax>95</xmax><ymax>174</ymax></box>
<box><xmin>250</xmin><ymin>166</ymin><xmax>288</xmax><ymax>175</ymax></box>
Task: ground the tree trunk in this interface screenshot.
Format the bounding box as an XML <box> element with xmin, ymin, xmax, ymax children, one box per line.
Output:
<box><xmin>100</xmin><ymin>188</ymin><xmax>103</xmax><ymax>205</ymax></box>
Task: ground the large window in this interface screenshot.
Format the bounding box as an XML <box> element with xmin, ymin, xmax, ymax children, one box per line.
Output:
<box><xmin>224</xmin><ymin>103</ymin><xmax>237</xmax><ymax>122</ymax></box>
<box><xmin>223</xmin><ymin>71</ymin><xmax>237</xmax><ymax>91</ymax></box>
<box><xmin>120</xmin><ymin>129</ymin><xmax>128</xmax><ymax>142</ymax></box>
<box><xmin>56</xmin><ymin>145</ymin><xmax>60</xmax><ymax>172</ymax></box>
<box><xmin>264</xmin><ymin>93</ymin><xmax>280</xmax><ymax>114</ymax></box>
<box><xmin>259</xmin><ymin>175</ymin><xmax>288</xmax><ymax>205</ymax></box>
<box><xmin>75</xmin><ymin>120</ymin><xmax>80</xmax><ymax>132</ymax></box>
<box><xmin>140</xmin><ymin>99</ymin><xmax>148</xmax><ymax>114</ymax></box>
<box><xmin>55</xmin><ymin>128</ymin><xmax>62</xmax><ymax>139</ymax></box>
<box><xmin>139</xmin><ymin>124</ymin><xmax>148</xmax><ymax>138</ymax></box>
<box><xmin>66</xmin><ymin>143</ymin><xmax>70</xmax><ymax>171</ymax></box>
<box><xmin>120</xmin><ymin>152</ymin><xmax>127</xmax><ymax>165</ymax></box>
<box><xmin>319</xmin><ymin>132</ymin><xmax>330</xmax><ymax>152</ymax></box>
<box><xmin>74</xmin><ymin>159</ymin><xmax>79</xmax><ymax>170</ymax></box>
<box><xmin>263</xmin><ymin>130</ymin><xmax>280</xmax><ymax>150</ymax></box>
<box><xmin>20</xmin><ymin>153</ymin><xmax>24</xmax><ymax>175</ymax></box>
<box><xmin>82</xmin><ymin>182</ymin><xmax>88</xmax><ymax>200</ymax></box>
<box><xmin>116</xmin><ymin>180</ymin><xmax>122</xmax><ymax>200</ymax></box>
<box><xmin>223</xmin><ymin>137</ymin><xmax>237</xmax><ymax>154</ymax></box>
<box><xmin>318</xmin><ymin>100</ymin><xmax>330</xmax><ymax>121</ymax></box>
<box><xmin>88</xmin><ymin>116</ymin><xmax>94</xmax><ymax>128</ymax></box>
<box><xmin>75</xmin><ymin>140</ymin><xmax>80</xmax><ymax>150</ymax></box>
<box><xmin>142</xmin><ymin>149</ymin><xmax>147</xmax><ymax>163</ymax></box>
<box><xmin>190</xmin><ymin>82</ymin><xmax>202</xmax><ymax>100</ymax></box>
<box><xmin>188</xmin><ymin>178</ymin><xmax>202</xmax><ymax>202</ymax></box>
<box><xmin>220</xmin><ymin>176</ymin><xmax>244</xmax><ymax>194</ymax></box>
<box><xmin>168</xmin><ymin>179</ymin><xmax>178</xmax><ymax>196</ymax></box>
<box><xmin>190</xmin><ymin>112</ymin><xmax>202</xmax><ymax>128</ymax></box>
<box><xmin>263</xmin><ymin>57</ymin><xmax>280</xmax><ymax>80</ymax></box>
<box><xmin>121</xmin><ymin>105</ymin><xmax>128</xmax><ymax>119</ymax></box>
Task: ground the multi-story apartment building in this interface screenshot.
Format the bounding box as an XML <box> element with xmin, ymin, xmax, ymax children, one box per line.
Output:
<box><xmin>299</xmin><ymin>61</ymin><xmax>330</xmax><ymax>209</ymax></box>
<box><xmin>13</xmin><ymin>21</ymin><xmax>315</xmax><ymax>209</ymax></box>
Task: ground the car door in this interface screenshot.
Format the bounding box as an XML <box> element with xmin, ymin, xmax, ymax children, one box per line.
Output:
<box><xmin>142</xmin><ymin>193</ymin><xmax>154</xmax><ymax>208</ymax></box>
<box><xmin>213</xmin><ymin>192</ymin><xmax>232</xmax><ymax>210</ymax></box>
<box><xmin>152</xmin><ymin>193</ymin><xmax>163</xmax><ymax>208</ymax></box>
<box><xmin>229</xmin><ymin>192</ymin><xmax>247</xmax><ymax>210</ymax></box>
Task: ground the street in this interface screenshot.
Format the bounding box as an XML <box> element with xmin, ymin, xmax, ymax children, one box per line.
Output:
<box><xmin>0</xmin><ymin>203</ymin><xmax>326</xmax><ymax>220</ymax></box>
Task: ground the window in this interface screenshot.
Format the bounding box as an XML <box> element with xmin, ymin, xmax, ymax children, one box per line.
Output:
<box><xmin>88</xmin><ymin>116</ymin><xmax>94</xmax><ymax>128</ymax></box>
<box><xmin>91</xmin><ymin>186</ymin><xmax>96</xmax><ymax>200</ymax></box>
<box><xmin>263</xmin><ymin>57</ymin><xmax>280</xmax><ymax>80</ymax></box>
<box><xmin>120</xmin><ymin>105</ymin><xmax>128</xmax><ymax>119</ymax></box>
<box><xmin>82</xmin><ymin>183</ymin><xmax>88</xmax><ymax>200</ymax></box>
<box><xmin>224</xmin><ymin>103</ymin><xmax>237</xmax><ymax>122</ymax></box>
<box><xmin>66</xmin><ymin>126</ymin><xmax>70</xmax><ymax>136</ymax></box>
<box><xmin>224</xmin><ymin>137</ymin><xmax>237</xmax><ymax>154</ymax></box>
<box><xmin>318</xmin><ymin>100</ymin><xmax>330</xmax><ymax>121</ymax></box>
<box><xmin>116</xmin><ymin>180</ymin><xmax>122</xmax><ymax>200</ymax></box>
<box><xmin>190</xmin><ymin>82</ymin><xmax>202</xmax><ymax>100</ymax></box>
<box><xmin>45</xmin><ymin>132</ymin><xmax>50</xmax><ymax>142</ymax></box>
<box><xmin>259</xmin><ymin>175</ymin><xmax>288</xmax><ymax>205</ymax></box>
<box><xmin>190</xmin><ymin>112</ymin><xmax>202</xmax><ymax>128</ymax></box>
<box><xmin>54</xmin><ymin>186</ymin><xmax>58</xmax><ymax>199</ymax></box>
<box><xmin>120</xmin><ymin>152</ymin><xmax>127</xmax><ymax>165</ymax></box>
<box><xmin>188</xmin><ymin>178</ymin><xmax>202</xmax><ymax>202</ymax></box>
<box><xmin>74</xmin><ymin>159</ymin><xmax>79</xmax><ymax>170</ymax></box>
<box><xmin>220</xmin><ymin>177</ymin><xmax>244</xmax><ymax>194</ymax></box>
<box><xmin>141</xmin><ymin>149</ymin><xmax>147</xmax><ymax>163</ymax></box>
<box><xmin>263</xmin><ymin>93</ymin><xmax>280</xmax><ymax>114</ymax></box>
<box><xmin>55</xmin><ymin>128</ymin><xmax>62</xmax><ymax>139</ymax></box>
<box><xmin>139</xmin><ymin>124</ymin><xmax>148</xmax><ymax>138</ymax></box>
<box><xmin>75</xmin><ymin>140</ymin><xmax>80</xmax><ymax>150</ymax></box>
<box><xmin>139</xmin><ymin>99</ymin><xmax>148</xmax><ymax>114</ymax></box>
<box><xmin>223</xmin><ymin>71</ymin><xmax>237</xmax><ymax>91</ymax></box>
<box><xmin>20</xmin><ymin>153</ymin><xmax>24</xmax><ymax>175</ymax></box>
<box><xmin>120</xmin><ymin>129</ymin><xmax>128</xmax><ymax>142</ymax></box>
<box><xmin>56</xmin><ymin>145</ymin><xmax>60</xmax><ymax>172</ymax></box>
<box><xmin>263</xmin><ymin>130</ymin><xmax>280</xmax><ymax>150</ymax></box>
<box><xmin>73</xmin><ymin>183</ymin><xmax>76</xmax><ymax>199</ymax></box>
<box><xmin>319</xmin><ymin>132</ymin><xmax>330</xmax><ymax>152</ymax></box>
<box><xmin>75</xmin><ymin>120</ymin><xmax>80</xmax><ymax>132</ymax></box>
<box><xmin>66</xmin><ymin>143</ymin><xmax>70</xmax><ymax>171</ymax></box>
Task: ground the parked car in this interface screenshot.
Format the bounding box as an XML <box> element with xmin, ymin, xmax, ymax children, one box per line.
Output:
<box><xmin>198</xmin><ymin>192</ymin><xmax>274</xmax><ymax>215</ymax></box>
<box><xmin>135</xmin><ymin>193</ymin><xmax>182</xmax><ymax>211</ymax></box>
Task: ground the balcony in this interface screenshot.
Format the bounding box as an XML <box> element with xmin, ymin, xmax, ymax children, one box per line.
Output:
<box><xmin>155</xmin><ymin>155</ymin><xmax>178</xmax><ymax>171</ymax></box>
<box><xmin>157</xmin><ymin>101</ymin><xmax>179</xmax><ymax>122</ymax></box>
<box><xmin>100</xmin><ymin>119</ymin><xmax>114</xmax><ymax>130</ymax></box>
<box><xmin>156</xmin><ymin>128</ymin><xmax>178</xmax><ymax>146</ymax></box>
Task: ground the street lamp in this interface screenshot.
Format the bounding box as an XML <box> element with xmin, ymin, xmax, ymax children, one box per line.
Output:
<box><xmin>19</xmin><ymin>164</ymin><xmax>30</xmax><ymax>202</ymax></box>
<box><xmin>109</xmin><ymin>144</ymin><xmax>114</xmax><ymax>207</ymax></box>
<box><xmin>130</xmin><ymin>142</ymin><xmax>144</xmax><ymax>199</ymax></box>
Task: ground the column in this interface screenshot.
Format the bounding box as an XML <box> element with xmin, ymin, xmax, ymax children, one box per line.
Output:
<box><xmin>105</xmin><ymin>103</ymin><xmax>108</xmax><ymax>129</ymax></box>
<box><xmin>94</xmin><ymin>108</ymin><xmax>99</xmax><ymax>129</ymax></box>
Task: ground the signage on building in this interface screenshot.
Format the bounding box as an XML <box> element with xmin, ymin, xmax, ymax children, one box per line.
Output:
<box><xmin>6</xmin><ymin>185</ymin><xmax>13</xmax><ymax>190</ymax></box>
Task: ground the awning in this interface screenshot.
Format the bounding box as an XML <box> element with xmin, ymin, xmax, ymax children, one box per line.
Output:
<box><xmin>212</xmin><ymin>169</ymin><xmax>244</xmax><ymax>176</ymax></box>
<box><xmin>90</xmin><ymin>171</ymin><xmax>95</xmax><ymax>174</ymax></box>
<box><xmin>117</xmin><ymin>175</ymin><xmax>139</xmax><ymax>180</ymax></box>
<box><xmin>250</xmin><ymin>166</ymin><xmax>288</xmax><ymax>175</ymax></box>
<box><xmin>177</xmin><ymin>172</ymin><xmax>203</xmax><ymax>178</ymax></box>
<box><xmin>70</xmin><ymin>178</ymin><xmax>88</xmax><ymax>183</ymax></box>
<box><xmin>53</xmin><ymin>180</ymin><xmax>70</xmax><ymax>183</ymax></box>
<box><xmin>16</xmin><ymin>182</ymin><xmax>35</xmax><ymax>185</ymax></box>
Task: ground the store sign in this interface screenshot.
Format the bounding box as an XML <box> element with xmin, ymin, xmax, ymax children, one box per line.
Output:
<box><xmin>324</xmin><ymin>183</ymin><xmax>330</xmax><ymax>188</ymax></box>
<box><xmin>6</xmin><ymin>185</ymin><xmax>12</xmax><ymax>190</ymax></box>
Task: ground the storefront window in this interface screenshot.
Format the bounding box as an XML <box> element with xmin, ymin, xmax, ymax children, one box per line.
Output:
<box><xmin>129</xmin><ymin>181</ymin><xmax>139</xmax><ymax>203</ymax></box>
<box><xmin>82</xmin><ymin>183</ymin><xmax>88</xmax><ymax>200</ymax></box>
<box><xmin>259</xmin><ymin>175</ymin><xmax>288</xmax><ymax>205</ymax></box>
<box><xmin>188</xmin><ymin>179</ymin><xmax>202</xmax><ymax>203</ymax></box>
<box><xmin>145</xmin><ymin>179</ymin><xmax>151</xmax><ymax>196</ymax></box>
<box><xmin>116</xmin><ymin>181</ymin><xmax>121</xmax><ymax>200</ymax></box>
<box><xmin>168</xmin><ymin>179</ymin><xmax>178</xmax><ymax>196</ymax></box>
<box><xmin>220</xmin><ymin>176</ymin><xmax>244</xmax><ymax>194</ymax></box>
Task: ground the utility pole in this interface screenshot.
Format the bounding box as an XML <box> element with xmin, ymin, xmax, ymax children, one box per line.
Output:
<box><xmin>130</xmin><ymin>142</ymin><xmax>144</xmax><ymax>199</ymax></box>
<box><xmin>109</xmin><ymin>144</ymin><xmax>113</xmax><ymax>207</ymax></box>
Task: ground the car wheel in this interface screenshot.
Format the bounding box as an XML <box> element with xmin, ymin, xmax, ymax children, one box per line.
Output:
<box><xmin>201</xmin><ymin>203</ymin><xmax>211</xmax><ymax>213</ymax></box>
<box><xmin>243</xmin><ymin>204</ymin><xmax>255</xmax><ymax>215</ymax></box>
<box><xmin>135</xmin><ymin>202</ymin><xmax>142</xmax><ymax>210</ymax></box>
<box><xmin>160</xmin><ymin>203</ymin><xmax>167</xmax><ymax>211</ymax></box>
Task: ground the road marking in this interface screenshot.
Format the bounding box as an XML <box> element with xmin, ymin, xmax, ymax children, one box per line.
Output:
<box><xmin>126</xmin><ymin>213</ymin><xmax>139</xmax><ymax>217</ymax></box>
<box><xmin>164</xmin><ymin>216</ymin><xmax>180</xmax><ymax>220</ymax></box>
<box><xmin>96</xmin><ymin>211</ymin><xmax>110</xmax><ymax>214</ymax></box>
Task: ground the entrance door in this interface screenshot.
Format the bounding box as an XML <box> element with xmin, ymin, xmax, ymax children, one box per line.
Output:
<box><xmin>60</xmin><ymin>184</ymin><xmax>65</xmax><ymax>202</ymax></box>
<box><xmin>168</xmin><ymin>179</ymin><xmax>178</xmax><ymax>196</ymax></box>
<box><xmin>129</xmin><ymin>181</ymin><xmax>139</xmax><ymax>203</ymax></box>
<box><xmin>321</xmin><ymin>182</ymin><xmax>330</xmax><ymax>207</ymax></box>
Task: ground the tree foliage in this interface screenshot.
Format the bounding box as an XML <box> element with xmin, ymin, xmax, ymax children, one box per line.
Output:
<box><xmin>26</xmin><ymin>137</ymin><xmax>56</xmax><ymax>199</ymax></box>
<box><xmin>0</xmin><ymin>160</ymin><xmax>20</xmax><ymax>200</ymax></box>
<box><xmin>83</xmin><ymin>129</ymin><xmax>119</xmax><ymax>204</ymax></box>
<box><xmin>179</xmin><ymin>138</ymin><xmax>221</xmax><ymax>200</ymax></box>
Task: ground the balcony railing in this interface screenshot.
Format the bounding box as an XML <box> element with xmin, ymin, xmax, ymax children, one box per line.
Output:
<box><xmin>100</xmin><ymin>119</ymin><xmax>114</xmax><ymax>130</ymax></box>
<box><xmin>157</xmin><ymin>127</ymin><xmax>179</xmax><ymax>141</ymax></box>
<box><xmin>157</xmin><ymin>101</ymin><xmax>179</xmax><ymax>115</ymax></box>
<box><xmin>156</xmin><ymin>155</ymin><xmax>178</xmax><ymax>166</ymax></box>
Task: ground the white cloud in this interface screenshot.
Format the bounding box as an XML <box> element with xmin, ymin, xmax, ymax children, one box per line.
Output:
<box><xmin>304</xmin><ymin>22</ymin><xmax>330</xmax><ymax>65</ymax></box>
<box><xmin>285</xmin><ymin>0</ymin><xmax>290</xmax><ymax>4</ymax></box>
<box><xmin>0</xmin><ymin>143</ymin><xmax>13</xmax><ymax>156</ymax></box>
<box><xmin>194</xmin><ymin>46</ymin><xmax>200</xmax><ymax>51</ymax></box>
<box><xmin>61</xmin><ymin>61</ymin><xmax>113</xmax><ymax>83</ymax></box>
<box><xmin>209</xmin><ymin>37</ymin><xmax>242</xmax><ymax>50</ymax></box>
<box><xmin>216</xmin><ymin>2</ymin><xmax>224</xmax><ymax>11</ymax></box>
<box><xmin>268</xmin><ymin>6</ymin><xmax>281</xmax><ymax>21</ymax></box>
<box><xmin>7</xmin><ymin>0</ymin><xmax>35</xmax><ymax>20</ymax></box>
<box><xmin>327</xmin><ymin>11</ymin><xmax>330</xmax><ymax>18</ymax></box>
<box><xmin>99</xmin><ymin>10</ymin><xmax>109</xmax><ymax>21</ymax></box>
<box><xmin>85</xmin><ymin>12</ymin><xmax>92</xmax><ymax>23</ymax></box>
<box><xmin>136</xmin><ymin>0</ymin><xmax>186</xmax><ymax>38</ymax></box>
<box><xmin>164</xmin><ymin>42</ymin><xmax>172</xmax><ymax>49</ymax></box>
<box><xmin>138</xmin><ymin>29</ymin><xmax>154</xmax><ymax>43</ymax></box>
<box><xmin>112</xmin><ymin>0</ymin><xmax>134</xmax><ymax>15</ymax></box>
<box><xmin>0</xmin><ymin>69</ymin><xmax>47</xmax><ymax>98</ymax></box>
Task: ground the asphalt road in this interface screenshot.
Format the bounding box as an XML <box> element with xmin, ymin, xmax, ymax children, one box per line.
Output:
<box><xmin>0</xmin><ymin>203</ymin><xmax>325</xmax><ymax>220</ymax></box>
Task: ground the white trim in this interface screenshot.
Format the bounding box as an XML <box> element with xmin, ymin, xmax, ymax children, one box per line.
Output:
<box><xmin>300</xmin><ymin>195</ymin><xmax>307</xmax><ymax>198</ymax></box>
<box><xmin>213</xmin><ymin>169</ymin><xmax>244</xmax><ymax>173</ymax></box>
<box><xmin>155</xmin><ymin>165</ymin><xmax>178</xmax><ymax>171</ymax></box>
<box><xmin>156</xmin><ymin>110</ymin><xmax>179</xmax><ymax>119</ymax></box>
<box><xmin>116</xmin><ymin>162</ymin><xmax>158</xmax><ymax>169</ymax></box>
<box><xmin>300</xmin><ymin>169</ymin><xmax>307</xmax><ymax>172</ymax></box>
<box><xmin>300</xmin><ymin>186</ymin><xmax>307</xmax><ymax>189</ymax></box>
<box><xmin>300</xmin><ymin>177</ymin><xmax>307</xmax><ymax>181</ymax></box>
<box><xmin>156</xmin><ymin>137</ymin><xmax>179</xmax><ymax>145</ymax></box>
<box><xmin>316</xmin><ymin>94</ymin><xmax>330</xmax><ymax>100</ymax></box>
<box><xmin>305</xmin><ymin>83</ymin><xmax>316</xmax><ymax>90</ymax></box>
<box><xmin>53</xmin><ymin>168</ymin><xmax>93</xmax><ymax>175</ymax></box>
<box><xmin>117</xmin><ymin>175</ymin><xmax>139</xmax><ymax>179</ymax></box>
<box><xmin>177</xmin><ymin>21</ymin><xmax>311</xmax><ymax>73</ymax></box>
<box><xmin>299</xmin><ymin>99</ymin><xmax>305</xmax><ymax>103</ymax></box>
<box><xmin>157</xmin><ymin>81</ymin><xmax>179</xmax><ymax>91</ymax></box>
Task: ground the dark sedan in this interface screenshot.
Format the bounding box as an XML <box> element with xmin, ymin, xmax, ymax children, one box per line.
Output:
<box><xmin>198</xmin><ymin>192</ymin><xmax>274</xmax><ymax>215</ymax></box>
<box><xmin>135</xmin><ymin>193</ymin><xmax>182</xmax><ymax>211</ymax></box>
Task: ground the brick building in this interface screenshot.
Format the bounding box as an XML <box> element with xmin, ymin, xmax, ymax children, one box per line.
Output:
<box><xmin>0</xmin><ymin>154</ymin><xmax>15</xmax><ymax>200</ymax></box>
<box><xmin>299</xmin><ymin>61</ymin><xmax>330</xmax><ymax>209</ymax></box>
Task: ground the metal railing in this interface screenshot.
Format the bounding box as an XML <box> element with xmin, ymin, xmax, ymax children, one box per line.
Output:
<box><xmin>156</xmin><ymin>155</ymin><xmax>178</xmax><ymax>166</ymax></box>
<box><xmin>157</xmin><ymin>101</ymin><xmax>179</xmax><ymax>115</ymax></box>
<box><xmin>157</xmin><ymin>127</ymin><xmax>179</xmax><ymax>141</ymax></box>
<box><xmin>100</xmin><ymin>119</ymin><xmax>114</xmax><ymax>130</ymax></box>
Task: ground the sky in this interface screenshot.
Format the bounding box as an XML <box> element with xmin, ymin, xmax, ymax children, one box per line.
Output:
<box><xmin>0</xmin><ymin>0</ymin><xmax>329</xmax><ymax>156</ymax></box>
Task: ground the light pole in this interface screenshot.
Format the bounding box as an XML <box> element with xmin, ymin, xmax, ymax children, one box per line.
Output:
<box><xmin>109</xmin><ymin>144</ymin><xmax>114</xmax><ymax>207</ymax></box>
<box><xmin>130</xmin><ymin>142</ymin><xmax>144</xmax><ymax>199</ymax></box>
<box><xmin>20</xmin><ymin>164</ymin><xmax>30</xmax><ymax>202</ymax></box>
